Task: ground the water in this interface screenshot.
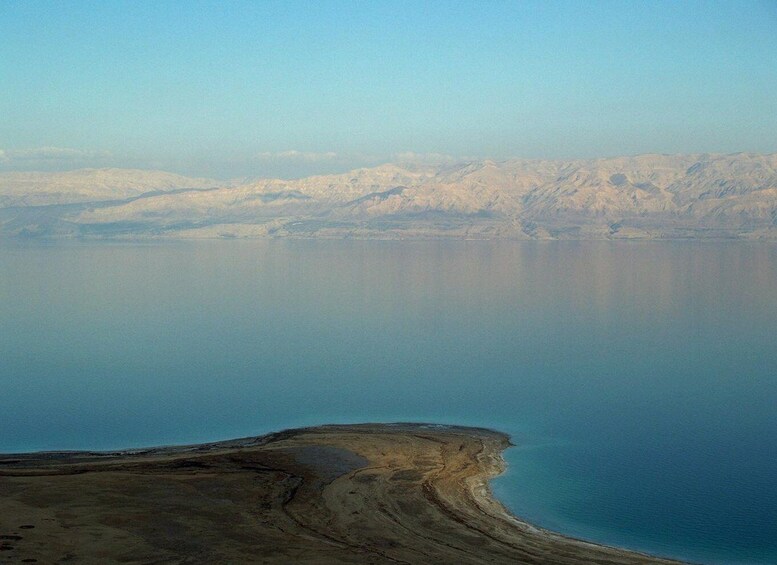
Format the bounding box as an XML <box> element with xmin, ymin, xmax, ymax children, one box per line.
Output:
<box><xmin>1</xmin><ymin>240</ymin><xmax>776</xmax><ymax>564</ymax></box>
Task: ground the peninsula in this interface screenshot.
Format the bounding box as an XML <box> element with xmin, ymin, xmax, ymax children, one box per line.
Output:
<box><xmin>0</xmin><ymin>423</ymin><xmax>684</xmax><ymax>564</ymax></box>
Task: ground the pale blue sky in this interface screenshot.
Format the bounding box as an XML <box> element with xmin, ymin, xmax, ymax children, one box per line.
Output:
<box><xmin>1</xmin><ymin>0</ymin><xmax>776</xmax><ymax>178</ymax></box>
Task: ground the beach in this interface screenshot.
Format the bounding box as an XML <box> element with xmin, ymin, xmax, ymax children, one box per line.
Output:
<box><xmin>0</xmin><ymin>423</ymin><xmax>685</xmax><ymax>564</ymax></box>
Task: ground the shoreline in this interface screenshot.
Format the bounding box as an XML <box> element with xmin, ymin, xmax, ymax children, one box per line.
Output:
<box><xmin>0</xmin><ymin>423</ymin><xmax>687</xmax><ymax>564</ymax></box>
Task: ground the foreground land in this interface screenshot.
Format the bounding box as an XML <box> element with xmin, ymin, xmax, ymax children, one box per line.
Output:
<box><xmin>0</xmin><ymin>423</ymin><xmax>684</xmax><ymax>564</ymax></box>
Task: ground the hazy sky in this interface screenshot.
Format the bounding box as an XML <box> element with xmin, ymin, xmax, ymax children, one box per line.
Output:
<box><xmin>2</xmin><ymin>0</ymin><xmax>776</xmax><ymax>178</ymax></box>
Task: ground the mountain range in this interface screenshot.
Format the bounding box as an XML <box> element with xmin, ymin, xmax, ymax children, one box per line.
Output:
<box><xmin>2</xmin><ymin>152</ymin><xmax>776</xmax><ymax>240</ymax></box>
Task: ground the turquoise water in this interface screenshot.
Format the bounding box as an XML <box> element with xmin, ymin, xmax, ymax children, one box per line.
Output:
<box><xmin>1</xmin><ymin>240</ymin><xmax>776</xmax><ymax>564</ymax></box>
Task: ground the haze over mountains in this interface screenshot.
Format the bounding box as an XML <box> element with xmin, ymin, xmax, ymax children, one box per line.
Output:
<box><xmin>1</xmin><ymin>153</ymin><xmax>776</xmax><ymax>240</ymax></box>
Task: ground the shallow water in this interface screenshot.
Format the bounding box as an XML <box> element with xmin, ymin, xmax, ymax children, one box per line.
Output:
<box><xmin>1</xmin><ymin>240</ymin><xmax>776</xmax><ymax>564</ymax></box>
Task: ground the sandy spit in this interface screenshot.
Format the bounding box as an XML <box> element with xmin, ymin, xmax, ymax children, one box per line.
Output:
<box><xmin>0</xmin><ymin>423</ymin><xmax>687</xmax><ymax>564</ymax></box>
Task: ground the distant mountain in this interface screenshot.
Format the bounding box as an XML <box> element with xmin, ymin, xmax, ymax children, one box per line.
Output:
<box><xmin>0</xmin><ymin>168</ymin><xmax>221</xmax><ymax>208</ymax></box>
<box><xmin>2</xmin><ymin>154</ymin><xmax>776</xmax><ymax>240</ymax></box>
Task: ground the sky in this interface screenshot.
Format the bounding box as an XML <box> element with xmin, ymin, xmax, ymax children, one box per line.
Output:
<box><xmin>1</xmin><ymin>0</ymin><xmax>777</xmax><ymax>179</ymax></box>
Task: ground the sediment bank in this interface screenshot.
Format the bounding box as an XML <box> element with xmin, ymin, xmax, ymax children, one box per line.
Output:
<box><xmin>0</xmin><ymin>423</ymin><xmax>685</xmax><ymax>564</ymax></box>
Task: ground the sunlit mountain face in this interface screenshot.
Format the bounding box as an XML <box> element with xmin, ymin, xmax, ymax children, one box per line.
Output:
<box><xmin>1</xmin><ymin>153</ymin><xmax>776</xmax><ymax>240</ymax></box>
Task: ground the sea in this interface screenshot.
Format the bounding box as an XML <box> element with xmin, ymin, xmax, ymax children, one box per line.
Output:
<box><xmin>1</xmin><ymin>239</ymin><xmax>775</xmax><ymax>564</ymax></box>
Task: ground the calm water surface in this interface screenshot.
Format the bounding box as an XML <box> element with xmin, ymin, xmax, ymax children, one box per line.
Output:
<box><xmin>1</xmin><ymin>240</ymin><xmax>776</xmax><ymax>564</ymax></box>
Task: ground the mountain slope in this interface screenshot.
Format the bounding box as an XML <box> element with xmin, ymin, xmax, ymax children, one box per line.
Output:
<box><xmin>0</xmin><ymin>168</ymin><xmax>221</xmax><ymax>207</ymax></box>
<box><xmin>2</xmin><ymin>154</ymin><xmax>776</xmax><ymax>239</ymax></box>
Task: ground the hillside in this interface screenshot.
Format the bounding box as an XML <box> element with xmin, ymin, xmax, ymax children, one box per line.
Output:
<box><xmin>2</xmin><ymin>153</ymin><xmax>776</xmax><ymax>239</ymax></box>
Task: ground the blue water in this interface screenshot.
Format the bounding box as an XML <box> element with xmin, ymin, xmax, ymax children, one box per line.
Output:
<box><xmin>1</xmin><ymin>240</ymin><xmax>776</xmax><ymax>564</ymax></box>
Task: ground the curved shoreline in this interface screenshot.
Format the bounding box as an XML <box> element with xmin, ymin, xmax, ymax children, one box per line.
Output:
<box><xmin>0</xmin><ymin>423</ymin><xmax>687</xmax><ymax>564</ymax></box>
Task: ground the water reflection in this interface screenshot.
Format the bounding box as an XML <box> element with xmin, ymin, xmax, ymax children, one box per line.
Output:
<box><xmin>1</xmin><ymin>240</ymin><xmax>776</xmax><ymax>564</ymax></box>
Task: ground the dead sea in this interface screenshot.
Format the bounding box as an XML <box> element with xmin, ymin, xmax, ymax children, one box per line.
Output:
<box><xmin>0</xmin><ymin>423</ymin><xmax>685</xmax><ymax>564</ymax></box>
<box><xmin>3</xmin><ymin>240</ymin><xmax>776</xmax><ymax>564</ymax></box>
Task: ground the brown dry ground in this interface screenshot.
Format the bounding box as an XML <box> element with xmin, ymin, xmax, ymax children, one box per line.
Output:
<box><xmin>0</xmin><ymin>423</ymin><xmax>685</xmax><ymax>564</ymax></box>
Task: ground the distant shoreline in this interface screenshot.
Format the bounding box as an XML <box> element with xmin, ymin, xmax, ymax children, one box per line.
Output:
<box><xmin>2</xmin><ymin>153</ymin><xmax>777</xmax><ymax>241</ymax></box>
<box><xmin>0</xmin><ymin>423</ymin><xmax>687</xmax><ymax>564</ymax></box>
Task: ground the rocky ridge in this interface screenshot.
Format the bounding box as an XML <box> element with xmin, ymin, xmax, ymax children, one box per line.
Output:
<box><xmin>1</xmin><ymin>153</ymin><xmax>776</xmax><ymax>239</ymax></box>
